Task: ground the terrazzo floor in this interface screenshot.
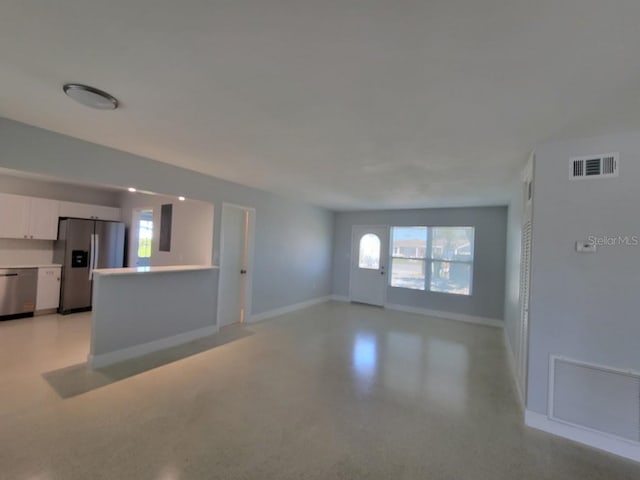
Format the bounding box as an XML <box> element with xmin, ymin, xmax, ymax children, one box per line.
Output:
<box><xmin>1</xmin><ymin>301</ymin><xmax>638</xmax><ymax>479</ymax></box>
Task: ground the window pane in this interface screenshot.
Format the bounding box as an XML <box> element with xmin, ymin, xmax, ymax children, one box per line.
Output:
<box><xmin>359</xmin><ymin>234</ymin><xmax>381</xmax><ymax>269</ymax></box>
<box><xmin>391</xmin><ymin>258</ymin><xmax>425</xmax><ymax>290</ymax></box>
<box><xmin>391</xmin><ymin>227</ymin><xmax>427</xmax><ymax>259</ymax></box>
<box><xmin>430</xmin><ymin>261</ymin><xmax>472</xmax><ymax>295</ymax></box>
<box><xmin>430</xmin><ymin>227</ymin><xmax>474</xmax><ymax>261</ymax></box>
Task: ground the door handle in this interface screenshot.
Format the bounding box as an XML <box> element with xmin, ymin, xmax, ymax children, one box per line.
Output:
<box><xmin>94</xmin><ymin>234</ymin><xmax>100</xmax><ymax>271</ymax></box>
<box><xmin>89</xmin><ymin>234</ymin><xmax>95</xmax><ymax>280</ymax></box>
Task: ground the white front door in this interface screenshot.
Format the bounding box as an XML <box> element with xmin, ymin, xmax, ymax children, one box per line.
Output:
<box><xmin>218</xmin><ymin>204</ymin><xmax>254</xmax><ymax>327</ymax></box>
<box><xmin>349</xmin><ymin>226</ymin><xmax>389</xmax><ymax>306</ymax></box>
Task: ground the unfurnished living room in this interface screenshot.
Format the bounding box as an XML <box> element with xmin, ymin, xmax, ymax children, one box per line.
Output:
<box><xmin>1</xmin><ymin>1</ymin><xmax>640</xmax><ymax>479</ymax></box>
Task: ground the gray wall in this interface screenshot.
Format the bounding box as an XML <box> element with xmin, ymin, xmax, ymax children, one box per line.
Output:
<box><xmin>0</xmin><ymin>118</ymin><xmax>334</xmax><ymax>316</ymax></box>
<box><xmin>528</xmin><ymin>132</ymin><xmax>640</xmax><ymax>413</ymax></box>
<box><xmin>333</xmin><ymin>206</ymin><xmax>507</xmax><ymax>320</ymax></box>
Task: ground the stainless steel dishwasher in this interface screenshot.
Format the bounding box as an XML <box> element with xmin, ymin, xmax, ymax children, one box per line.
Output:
<box><xmin>0</xmin><ymin>268</ymin><xmax>38</xmax><ymax>319</ymax></box>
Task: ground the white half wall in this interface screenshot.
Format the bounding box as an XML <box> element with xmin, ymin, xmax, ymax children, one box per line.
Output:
<box><xmin>90</xmin><ymin>267</ymin><xmax>218</xmax><ymax>367</ymax></box>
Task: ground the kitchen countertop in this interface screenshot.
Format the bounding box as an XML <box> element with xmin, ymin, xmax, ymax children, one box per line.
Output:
<box><xmin>93</xmin><ymin>265</ymin><xmax>219</xmax><ymax>276</ymax></box>
<box><xmin>0</xmin><ymin>264</ymin><xmax>62</xmax><ymax>269</ymax></box>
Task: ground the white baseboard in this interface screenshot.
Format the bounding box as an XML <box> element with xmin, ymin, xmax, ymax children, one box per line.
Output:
<box><xmin>503</xmin><ymin>329</ymin><xmax>525</xmax><ymax>411</ymax></box>
<box><xmin>330</xmin><ymin>295</ymin><xmax>350</xmax><ymax>302</ymax></box>
<box><xmin>88</xmin><ymin>325</ymin><xmax>218</xmax><ymax>369</ymax></box>
<box><xmin>384</xmin><ymin>303</ymin><xmax>503</xmax><ymax>328</ymax></box>
<box><xmin>525</xmin><ymin>410</ymin><xmax>640</xmax><ymax>463</ymax></box>
<box><xmin>248</xmin><ymin>296</ymin><xmax>331</xmax><ymax>323</ymax></box>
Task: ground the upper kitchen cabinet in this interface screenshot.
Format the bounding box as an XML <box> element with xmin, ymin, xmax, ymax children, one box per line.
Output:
<box><xmin>0</xmin><ymin>193</ymin><xmax>59</xmax><ymax>240</ymax></box>
<box><xmin>59</xmin><ymin>201</ymin><xmax>121</xmax><ymax>221</ymax></box>
<box><xmin>0</xmin><ymin>193</ymin><xmax>30</xmax><ymax>238</ymax></box>
<box><xmin>29</xmin><ymin>197</ymin><xmax>60</xmax><ymax>239</ymax></box>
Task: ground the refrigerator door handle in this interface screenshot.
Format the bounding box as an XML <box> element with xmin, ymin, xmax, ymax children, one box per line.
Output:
<box><xmin>89</xmin><ymin>234</ymin><xmax>95</xmax><ymax>281</ymax></box>
<box><xmin>94</xmin><ymin>234</ymin><xmax>100</xmax><ymax>272</ymax></box>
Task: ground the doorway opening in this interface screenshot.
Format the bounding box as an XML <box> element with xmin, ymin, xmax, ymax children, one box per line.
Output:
<box><xmin>133</xmin><ymin>208</ymin><xmax>153</xmax><ymax>267</ymax></box>
<box><xmin>218</xmin><ymin>203</ymin><xmax>255</xmax><ymax>327</ymax></box>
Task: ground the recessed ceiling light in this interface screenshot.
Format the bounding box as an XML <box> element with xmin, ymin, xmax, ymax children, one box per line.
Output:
<box><xmin>178</xmin><ymin>196</ymin><xmax>186</xmax><ymax>201</ymax></box>
<box><xmin>128</xmin><ymin>187</ymin><xmax>136</xmax><ymax>192</ymax></box>
<box><xmin>63</xmin><ymin>83</ymin><xmax>119</xmax><ymax>110</ymax></box>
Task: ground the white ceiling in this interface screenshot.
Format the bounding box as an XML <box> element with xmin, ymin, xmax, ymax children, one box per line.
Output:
<box><xmin>2</xmin><ymin>1</ymin><xmax>640</xmax><ymax>210</ymax></box>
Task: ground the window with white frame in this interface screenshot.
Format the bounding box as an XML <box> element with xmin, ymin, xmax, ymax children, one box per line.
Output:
<box><xmin>390</xmin><ymin>226</ymin><xmax>475</xmax><ymax>295</ymax></box>
<box><xmin>390</xmin><ymin>227</ymin><xmax>427</xmax><ymax>290</ymax></box>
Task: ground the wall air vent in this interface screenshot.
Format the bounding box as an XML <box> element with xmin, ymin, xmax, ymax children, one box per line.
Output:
<box><xmin>570</xmin><ymin>153</ymin><xmax>619</xmax><ymax>180</ymax></box>
<box><xmin>549</xmin><ymin>356</ymin><xmax>640</xmax><ymax>443</ymax></box>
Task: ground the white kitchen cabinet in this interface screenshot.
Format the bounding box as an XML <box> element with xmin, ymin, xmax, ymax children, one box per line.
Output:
<box><xmin>28</xmin><ymin>197</ymin><xmax>60</xmax><ymax>240</ymax></box>
<box><xmin>36</xmin><ymin>266</ymin><xmax>62</xmax><ymax>311</ymax></box>
<box><xmin>59</xmin><ymin>201</ymin><xmax>121</xmax><ymax>221</ymax></box>
<box><xmin>0</xmin><ymin>194</ymin><xmax>120</xmax><ymax>240</ymax></box>
<box><xmin>58</xmin><ymin>201</ymin><xmax>93</xmax><ymax>219</ymax></box>
<box><xmin>91</xmin><ymin>205</ymin><xmax>121</xmax><ymax>221</ymax></box>
<box><xmin>0</xmin><ymin>193</ymin><xmax>30</xmax><ymax>239</ymax></box>
<box><xmin>0</xmin><ymin>193</ymin><xmax>59</xmax><ymax>240</ymax></box>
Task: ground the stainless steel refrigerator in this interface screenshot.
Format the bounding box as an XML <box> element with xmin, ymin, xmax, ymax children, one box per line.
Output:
<box><xmin>54</xmin><ymin>218</ymin><xmax>125</xmax><ymax>314</ymax></box>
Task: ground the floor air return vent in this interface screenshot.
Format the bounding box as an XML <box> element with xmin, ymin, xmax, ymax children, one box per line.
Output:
<box><xmin>550</xmin><ymin>356</ymin><xmax>640</xmax><ymax>443</ymax></box>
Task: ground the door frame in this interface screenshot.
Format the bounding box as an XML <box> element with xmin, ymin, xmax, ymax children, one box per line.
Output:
<box><xmin>217</xmin><ymin>202</ymin><xmax>256</xmax><ymax>327</ymax></box>
<box><xmin>348</xmin><ymin>225</ymin><xmax>389</xmax><ymax>306</ymax></box>
<box><xmin>130</xmin><ymin>207</ymin><xmax>154</xmax><ymax>267</ymax></box>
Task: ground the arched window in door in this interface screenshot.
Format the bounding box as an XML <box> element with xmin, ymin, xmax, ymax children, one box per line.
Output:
<box><xmin>359</xmin><ymin>234</ymin><xmax>381</xmax><ymax>269</ymax></box>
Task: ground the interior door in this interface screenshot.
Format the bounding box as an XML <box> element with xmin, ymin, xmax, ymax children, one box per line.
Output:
<box><xmin>516</xmin><ymin>171</ymin><xmax>534</xmax><ymax>403</ymax></box>
<box><xmin>349</xmin><ymin>226</ymin><xmax>389</xmax><ymax>306</ymax></box>
<box><xmin>518</xmin><ymin>220</ymin><xmax>532</xmax><ymax>398</ymax></box>
<box><xmin>218</xmin><ymin>205</ymin><xmax>252</xmax><ymax>327</ymax></box>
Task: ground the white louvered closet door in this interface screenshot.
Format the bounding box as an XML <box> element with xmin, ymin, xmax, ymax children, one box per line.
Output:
<box><xmin>518</xmin><ymin>219</ymin><xmax>532</xmax><ymax>401</ymax></box>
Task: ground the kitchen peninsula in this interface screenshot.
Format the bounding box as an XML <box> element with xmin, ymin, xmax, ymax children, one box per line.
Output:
<box><xmin>89</xmin><ymin>265</ymin><xmax>219</xmax><ymax>368</ymax></box>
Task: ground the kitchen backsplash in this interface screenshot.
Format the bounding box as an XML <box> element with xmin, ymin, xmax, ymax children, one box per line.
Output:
<box><xmin>0</xmin><ymin>238</ymin><xmax>55</xmax><ymax>265</ymax></box>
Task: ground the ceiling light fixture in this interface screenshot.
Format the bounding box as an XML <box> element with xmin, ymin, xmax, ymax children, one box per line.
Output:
<box><xmin>63</xmin><ymin>83</ymin><xmax>119</xmax><ymax>110</ymax></box>
<box><xmin>128</xmin><ymin>187</ymin><xmax>136</xmax><ymax>192</ymax></box>
<box><xmin>178</xmin><ymin>196</ymin><xmax>186</xmax><ymax>201</ymax></box>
